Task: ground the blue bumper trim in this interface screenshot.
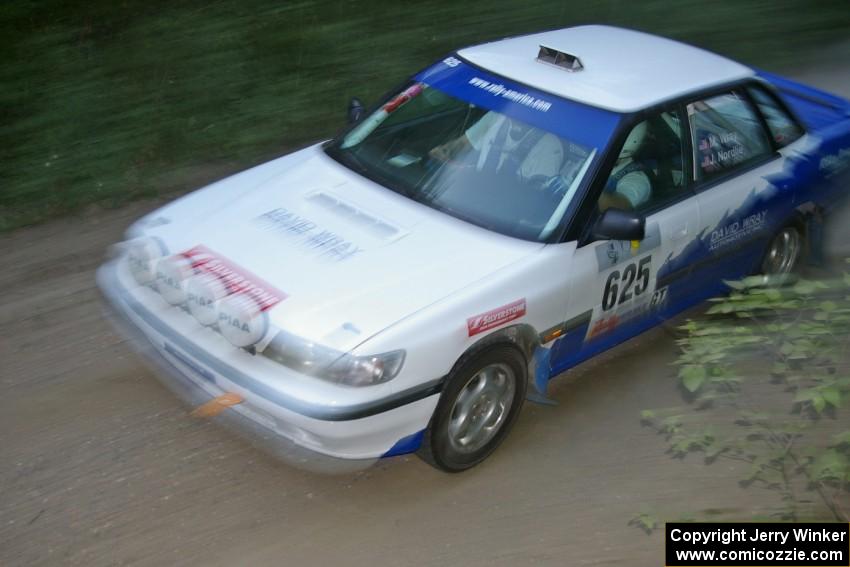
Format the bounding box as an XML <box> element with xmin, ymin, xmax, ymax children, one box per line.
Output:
<box><xmin>381</xmin><ymin>429</ymin><xmax>425</xmax><ymax>458</ymax></box>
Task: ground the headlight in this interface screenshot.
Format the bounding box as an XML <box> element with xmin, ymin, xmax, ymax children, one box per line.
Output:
<box><xmin>263</xmin><ymin>330</ymin><xmax>405</xmax><ymax>387</ymax></box>
<box><xmin>325</xmin><ymin>350</ymin><xmax>406</xmax><ymax>387</ymax></box>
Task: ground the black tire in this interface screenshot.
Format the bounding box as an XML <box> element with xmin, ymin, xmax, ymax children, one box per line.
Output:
<box><xmin>760</xmin><ymin>222</ymin><xmax>804</xmax><ymax>277</ymax></box>
<box><xmin>418</xmin><ymin>345</ymin><xmax>527</xmax><ymax>472</ymax></box>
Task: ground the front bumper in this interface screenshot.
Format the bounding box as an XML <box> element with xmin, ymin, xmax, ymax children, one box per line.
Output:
<box><xmin>97</xmin><ymin>257</ymin><xmax>441</xmax><ymax>465</ymax></box>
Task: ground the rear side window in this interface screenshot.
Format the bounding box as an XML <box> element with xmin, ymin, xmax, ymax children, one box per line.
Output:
<box><xmin>687</xmin><ymin>91</ymin><xmax>772</xmax><ymax>181</ymax></box>
<box><xmin>747</xmin><ymin>85</ymin><xmax>804</xmax><ymax>148</ymax></box>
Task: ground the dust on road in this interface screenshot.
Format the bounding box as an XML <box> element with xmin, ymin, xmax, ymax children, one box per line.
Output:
<box><xmin>2</xmin><ymin>51</ymin><xmax>849</xmax><ymax>566</ymax></box>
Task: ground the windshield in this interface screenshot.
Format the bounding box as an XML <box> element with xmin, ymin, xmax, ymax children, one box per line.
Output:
<box><xmin>326</xmin><ymin>58</ymin><xmax>620</xmax><ymax>242</ymax></box>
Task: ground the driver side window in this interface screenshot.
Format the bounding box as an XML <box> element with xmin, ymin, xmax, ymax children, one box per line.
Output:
<box><xmin>598</xmin><ymin>110</ymin><xmax>686</xmax><ymax>213</ymax></box>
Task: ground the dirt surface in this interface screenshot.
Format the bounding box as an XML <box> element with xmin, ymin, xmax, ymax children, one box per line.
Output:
<box><xmin>2</xmin><ymin>55</ymin><xmax>849</xmax><ymax>566</ymax></box>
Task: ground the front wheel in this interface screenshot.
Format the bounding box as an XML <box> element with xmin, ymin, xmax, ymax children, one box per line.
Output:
<box><xmin>418</xmin><ymin>346</ymin><xmax>527</xmax><ymax>472</ymax></box>
<box><xmin>761</xmin><ymin>224</ymin><xmax>803</xmax><ymax>276</ymax></box>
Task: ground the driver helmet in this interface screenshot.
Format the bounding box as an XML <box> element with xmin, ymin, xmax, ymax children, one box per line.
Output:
<box><xmin>618</xmin><ymin>121</ymin><xmax>648</xmax><ymax>160</ymax></box>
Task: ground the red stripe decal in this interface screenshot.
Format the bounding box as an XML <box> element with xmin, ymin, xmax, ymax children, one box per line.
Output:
<box><xmin>182</xmin><ymin>245</ymin><xmax>287</xmax><ymax>311</ymax></box>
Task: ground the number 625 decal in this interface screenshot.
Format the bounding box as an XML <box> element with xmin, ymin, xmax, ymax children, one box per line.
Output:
<box><xmin>602</xmin><ymin>256</ymin><xmax>651</xmax><ymax>311</ymax></box>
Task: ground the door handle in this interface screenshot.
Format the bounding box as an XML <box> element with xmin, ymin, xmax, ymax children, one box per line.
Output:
<box><xmin>672</xmin><ymin>225</ymin><xmax>689</xmax><ymax>241</ymax></box>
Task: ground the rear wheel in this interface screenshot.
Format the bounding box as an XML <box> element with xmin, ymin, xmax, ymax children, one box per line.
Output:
<box><xmin>761</xmin><ymin>224</ymin><xmax>802</xmax><ymax>276</ymax></box>
<box><xmin>419</xmin><ymin>346</ymin><xmax>526</xmax><ymax>472</ymax></box>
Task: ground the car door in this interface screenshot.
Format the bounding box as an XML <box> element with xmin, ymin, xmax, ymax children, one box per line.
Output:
<box><xmin>686</xmin><ymin>87</ymin><xmax>801</xmax><ymax>292</ymax></box>
<box><xmin>548</xmin><ymin>108</ymin><xmax>701</xmax><ymax>375</ymax></box>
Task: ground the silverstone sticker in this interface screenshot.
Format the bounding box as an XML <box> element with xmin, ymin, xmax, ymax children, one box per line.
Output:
<box><xmin>594</xmin><ymin>222</ymin><xmax>661</xmax><ymax>270</ymax></box>
<box><xmin>182</xmin><ymin>245</ymin><xmax>286</xmax><ymax>311</ymax></box>
<box><xmin>709</xmin><ymin>210</ymin><xmax>767</xmax><ymax>251</ymax></box>
<box><xmin>467</xmin><ymin>299</ymin><xmax>527</xmax><ymax>337</ymax></box>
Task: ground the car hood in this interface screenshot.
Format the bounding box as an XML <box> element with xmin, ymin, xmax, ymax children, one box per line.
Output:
<box><xmin>145</xmin><ymin>146</ymin><xmax>543</xmax><ymax>352</ymax></box>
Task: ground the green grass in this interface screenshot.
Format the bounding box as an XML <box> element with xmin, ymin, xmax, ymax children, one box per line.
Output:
<box><xmin>2</xmin><ymin>0</ymin><xmax>849</xmax><ymax>231</ymax></box>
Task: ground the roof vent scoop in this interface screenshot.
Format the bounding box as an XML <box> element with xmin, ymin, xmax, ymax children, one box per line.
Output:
<box><xmin>536</xmin><ymin>45</ymin><xmax>583</xmax><ymax>72</ymax></box>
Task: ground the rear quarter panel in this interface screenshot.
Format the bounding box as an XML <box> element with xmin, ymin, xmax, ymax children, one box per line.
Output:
<box><xmin>758</xmin><ymin>71</ymin><xmax>850</xmax><ymax>212</ymax></box>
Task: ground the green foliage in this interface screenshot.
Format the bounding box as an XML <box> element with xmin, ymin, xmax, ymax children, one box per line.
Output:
<box><xmin>640</xmin><ymin>276</ymin><xmax>850</xmax><ymax>524</ymax></box>
<box><xmin>2</xmin><ymin>0</ymin><xmax>850</xmax><ymax>230</ymax></box>
<box><xmin>628</xmin><ymin>510</ymin><xmax>659</xmax><ymax>535</ymax></box>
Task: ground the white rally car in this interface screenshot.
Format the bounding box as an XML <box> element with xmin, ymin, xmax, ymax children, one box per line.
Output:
<box><xmin>99</xmin><ymin>25</ymin><xmax>850</xmax><ymax>471</ymax></box>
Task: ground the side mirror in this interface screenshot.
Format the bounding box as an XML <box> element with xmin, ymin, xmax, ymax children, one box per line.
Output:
<box><xmin>592</xmin><ymin>208</ymin><xmax>645</xmax><ymax>241</ymax></box>
<box><xmin>347</xmin><ymin>97</ymin><xmax>365</xmax><ymax>124</ymax></box>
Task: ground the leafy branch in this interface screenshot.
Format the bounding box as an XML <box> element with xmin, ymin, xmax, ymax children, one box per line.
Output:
<box><xmin>639</xmin><ymin>275</ymin><xmax>850</xmax><ymax>524</ymax></box>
